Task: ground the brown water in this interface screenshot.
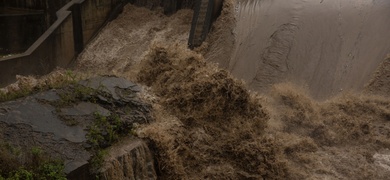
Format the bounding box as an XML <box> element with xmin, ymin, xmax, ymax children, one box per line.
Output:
<box><xmin>2</xmin><ymin>1</ymin><xmax>389</xmax><ymax>179</ymax></box>
<box><xmin>136</xmin><ymin>45</ymin><xmax>390</xmax><ymax>179</ymax></box>
<box><xmin>70</xmin><ymin>0</ymin><xmax>390</xmax><ymax>101</ymax></box>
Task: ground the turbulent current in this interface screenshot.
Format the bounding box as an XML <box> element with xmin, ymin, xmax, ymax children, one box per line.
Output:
<box><xmin>74</xmin><ymin>0</ymin><xmax>390</xmax><ymax>179</ymax></box>
<box><xmin>3</xmin><ymin>0</ymin><xmax>389</xmax><ymax>179</ymax></box>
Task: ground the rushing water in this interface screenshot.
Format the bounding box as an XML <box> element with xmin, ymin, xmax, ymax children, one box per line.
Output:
<box><xmin>2</xmin><ymin>1</ymin><xmax>388</xmax><ymax>179</ymax></box>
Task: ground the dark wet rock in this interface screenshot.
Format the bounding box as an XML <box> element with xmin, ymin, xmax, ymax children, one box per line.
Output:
<box><xmin>0</xmin><ymin>107</ymin><xmax>10</xmax><ymax>115</ymax></box>
<box><xmin>0</xmin><ymin>76</ymin><xmax>155</xmax><ymax>179</ymax></box>
<box><xmin>132</xmin><ymin>85</ymin><xmax>142</xmax><ymax>92</ymax></box>
<box><xmin>97</xmin><ymin>94</ymin><xmax>109</xmax><ymax>102</ymax></box>
<box><xmin>59</xmin><ymin>102</ymin><xmax>111</xmax><ymax>117</ymax></box>
<box><xmin>79</xmin><ymin>76</ymin><xmax>140</xmax><ymax>103</ymax></box>
<box><xmin>34</xmin><ymin>90</ymin><xmax>61</xmax><ymax>102</ymax></box>
<box><xmin>0</xmin><ymin>122</ymin><xmax>91</xmax><ymax>177</ymax></box>
<box><xmin>0</xmin><ymin>96</ymin><xmax>86</xmax><ymax>142</ymax></box>
<box><xmin>65</xmin><ymin>160</ymin><xmax>90</xmax><ymax>178</ymax></box>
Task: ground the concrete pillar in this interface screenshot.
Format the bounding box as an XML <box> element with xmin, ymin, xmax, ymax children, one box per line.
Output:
<box><xmin>72</xmin><ymin>4</ymin><xmax>84</xmax><ymax>53</ymax></box>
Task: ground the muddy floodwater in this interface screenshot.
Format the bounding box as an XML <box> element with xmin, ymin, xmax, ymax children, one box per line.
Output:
<box><xmin>2</xmin><ymin>0</ymin><xmax>390</xmax><ymax>179</ymax></box>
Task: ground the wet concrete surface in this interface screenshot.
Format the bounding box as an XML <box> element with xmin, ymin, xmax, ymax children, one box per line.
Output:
<box><xmin>225</xmin><ymin>0</ymin><xmax>390</xmax><ymax>99</ymax></box>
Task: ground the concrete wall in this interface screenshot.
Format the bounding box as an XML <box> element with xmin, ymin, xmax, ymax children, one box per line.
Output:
<box><xmin>0</xmin><ymin>0</ymin><xmax>126</xmax><ymax>87</ymax></box>
<box><xmin>0</xmin><ymin>0</ymin><xmax>71</xmax><ymax>56</ymax></box>
<box><xmin>1</xmin><ymin>0</ymin><xmax>71</xmax><ymax>26</ymax></box>
<box><xmin>81</xmin><ymin>0</ymin><xmax>122</xmax><ymax>46</ymax></box>
<box><xmin>1</xmin><ymin>0</ymin><xmax>47</xmax><ymax>10</ymax></box>
<box><xmin>0</xmin><ymin>10</ymin><xmax>45</xmax><ymax>55</ymax></box>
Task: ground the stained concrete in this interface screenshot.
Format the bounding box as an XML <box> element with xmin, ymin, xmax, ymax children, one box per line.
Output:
<box><xmin>211</xmin><ymin>0</ymin><xmax>390</xmax><ymax>99</ymax></box>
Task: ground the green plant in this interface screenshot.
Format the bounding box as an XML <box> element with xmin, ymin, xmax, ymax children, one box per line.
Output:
<box><xmin>29</xmin><ymin>147</ymin><xmax>45</xmax><ymax>168</ymax></box>
<box><xmin>0</xmin><ymin>70</ymin><xmax>81</xmax><ymax>103</ymax></box>
<box><xmin>8</xmin><ymin>168</ymin><xmax>33</xmax><ymax>180</ymax></box>
<box><xmin>31</xmin><ymin>147</ymin><xmax>42</xmax><ymax>156</ymax></box>
<box><xmin>87</xmin><ymin>113</ymin><xmax>124</xmax><ymax>149</ymax></box>
<box><xmin>65</xmin><ymin>70</ymin><xmax>78</xmax><ymax>83</ymax></box>
<box><xmin>2</xmin><ymin>143</ymin><xmax>21</xmax><ymax>156</ymax></box>
<box><xmin>0</xmin><ymin>88</ymin><xmax>31</xmax><ymax>103</ymax></box>
<box><xmin>0</xmin><ymin>144</ymin><xmax>66</xmax><ymax>180</ymax></box>
<box><xmin>57</xmin><ymin>85</ymin><xmax>97</xmax><ymax>106</ymax></box>
<box><xmin>36</xmin><ymin>161</ymin><xmax>66</xmax><ymax>180</ymax></box>
<box><xmin>89</xmin><ymin>149</ymin><xmax>108</xmax><ymax>173</ymax></box>
<box><xmin>0</xmin><ymin>143</ymin><xmax>23</xmax><ymax>177</ymax></box>
<box><xmin>86</xmin><ymin>113</ymin><xmax>132</xmax><ymax>173</ymax></box>
<box><xmin>58</xmin><ymin>115</ymin><xmax>79</xmax><ymax>126</ymax></box>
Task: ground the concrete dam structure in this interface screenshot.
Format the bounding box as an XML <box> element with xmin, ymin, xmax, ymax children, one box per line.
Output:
<box><xmin>210</xmin><ymin>0</ymin><xmax>390</xmax><ymax>99</ymax></box>
<box><xmin>0</xmin><ymin>0</ymin><xmax>125</xmax><ymax>87</ymax></box>
<box><xmin>1</xmin><ymin>0</ymin><xmax>389</xmax><ymax>97</ymax></box>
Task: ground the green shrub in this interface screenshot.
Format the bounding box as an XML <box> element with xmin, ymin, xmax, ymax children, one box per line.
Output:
<box><xmin>0</xmin><ymin>145</ymin><xmax>66</xmax><ymax>180</ymax></box>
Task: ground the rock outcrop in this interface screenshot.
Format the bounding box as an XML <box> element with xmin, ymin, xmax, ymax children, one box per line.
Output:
<box><xmin>0</xmin><ymin>76</ymin><xmax>156</xmax><ymax>179</ymax></box>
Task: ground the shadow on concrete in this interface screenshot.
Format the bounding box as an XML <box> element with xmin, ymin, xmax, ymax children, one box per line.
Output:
<box><xmin>0</xmin><ymin>0</ymin><xmax>126</xmax><ymax>87</ymax></box>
